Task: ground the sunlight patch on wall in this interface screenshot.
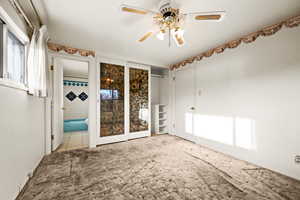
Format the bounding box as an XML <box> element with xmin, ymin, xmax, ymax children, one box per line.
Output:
<box><xmin>235</xmin><ymin>117</ymin><xmax>256</xmax><ymax>150</ymax></box>
<box><xmin>185</xmin><ymin>113</ymin><xmax>193</xmax><ymax>134</ymax></box>
<box><xmin>188</xmin><ymin>114</ymin><xmax>256</xmax><ymax>150</ymax></box>
<box><xmin>194</xmin><ymin>115</ymin><xmax>234</xmax><ymax>145</ymax></box>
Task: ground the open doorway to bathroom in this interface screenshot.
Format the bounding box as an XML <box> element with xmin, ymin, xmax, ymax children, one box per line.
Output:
<box><xmin>52</xmin><ymin>58</ymin><xmax>89</xmax><ymax>152</ymax></box>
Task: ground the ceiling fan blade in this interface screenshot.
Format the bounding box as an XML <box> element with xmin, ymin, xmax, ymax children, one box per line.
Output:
<box><xmin>121</xmin><ymin>7</ymin><xmax>147</xmax><ymax>15</ymax></box>
<box><xmin>185</xmin><ymin>11</ymin><xmax>226</xmax><ymax>22</ymax></box>
<box><xmin>138</xmin><ymin>32</ymin><xmax>153</xmax><ymax>42</ymax></box>
<box><xmin>121</xmin><ymin>4</ymin><xmax>158</xmax><ymax>15</ymax></box>
<box><xmin>195</xmin><ymin>14</ymin><xmax>222</xmax><ymax>20</ymax></box>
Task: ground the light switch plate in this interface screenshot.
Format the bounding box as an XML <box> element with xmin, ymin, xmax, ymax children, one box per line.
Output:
<box><xmin>198</xmin><ymin>89</ymin><xmax>202</xmax><ymax>96</ymax></box>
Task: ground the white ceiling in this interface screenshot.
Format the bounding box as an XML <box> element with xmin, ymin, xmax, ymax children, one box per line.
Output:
<box><xmin>62</xmin><ymin>59</ymin><xmax>88</xmax><ymax>78</ymax></box>
<box><xmin>43</xmin><ymin>0</ymin><xmax>300</xmax><ymax>67</ymax></box>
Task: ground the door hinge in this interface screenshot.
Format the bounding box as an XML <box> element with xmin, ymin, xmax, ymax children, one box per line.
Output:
<box><xmin>51</xmin><ymin>134</ymin><xmax>54</xmax><ymax>140</ymax></box>
<box><xmin>172</xmin><ymin>76</ymin><xmax>176</xmax><ymax>81</ymax></box>
<box><xmin>50</xmin><ymin>65</ymin><xmax>54</xmax><ymax>71</ymax></box>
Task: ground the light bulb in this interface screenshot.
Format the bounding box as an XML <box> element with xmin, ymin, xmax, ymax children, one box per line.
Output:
<box><xmin>172</xmin><ymin>27</ymin><xmax>184</xmax><ymax>37</ymax></box>
<box><xmin>156</xmin><ymin>30</ymin><xmax>165</xmax><ymax>41</ymax></box>
<box><xmin>172</xmin><ymin>28</ymin><xmax>185</xmax><ymax>47</ymax></box>
<box><xmin>177</xmin><ymin>29</ymin><xmax>184</xmax><ymax>37</ymax></box>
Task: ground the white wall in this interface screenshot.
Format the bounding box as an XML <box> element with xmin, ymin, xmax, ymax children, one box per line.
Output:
<box><xmin>151</xmin><ymin>76</ymin><xmax>159</xmax><ymax>133</ymax></box>
<box><xmin>176</xmin><ymin>27</ymin><xmax>300</xmax><ymax>180</ymax></box>
<box><xmin>0</xmin><ymin>1</ymin><xmax>45</xmax><ymax>199</ymax></box>
<box><xmin>63</xmin><ymin>77</ymin><xmax>89</xmax><ymax>120</ymax></box>
<box><xmin>151</xmin><ymin>76</ymin><xmax>160</xmax><ymax>105</ymax></box>
<box><xmin>159</xmin><ymin>77</ymin><xmax>169</xmax><ymax>105</ymax></box>
<box><xmin>151</xmin><ymin>76</ymin><xmax>170</xmax><ymax>105</ymax></box>
<box><xmin>0</xmin><ymin>88</ymin><xmax>45</xmax><ymax>200</ymax></box>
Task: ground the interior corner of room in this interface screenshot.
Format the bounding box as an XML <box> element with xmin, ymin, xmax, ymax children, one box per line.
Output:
<box><xmin>1</xmin><ymin>0</ymin><xmax>300</xmax><ymax>200</ymax></box>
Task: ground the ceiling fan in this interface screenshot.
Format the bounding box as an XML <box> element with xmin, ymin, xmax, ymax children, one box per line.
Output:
<box><xmin>121</xmin><ymin>0</ymin><xmax>226</xmax><ymax>47</ymax></box>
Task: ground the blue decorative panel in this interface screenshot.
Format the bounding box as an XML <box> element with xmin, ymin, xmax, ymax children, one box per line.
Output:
<box><xmin>66</xmin><ymin>91</ymin><xmax>77</xmax><ymax>101</ymax></box>
<box><xmin>64</xmin><ymin>80</ymin><xmax>88</xmax><ymax>87</ymax></box>
<box><xmin>78</xmin><ymin>92</ymin><xmax>88</xmax><ymax>101</ymax></box>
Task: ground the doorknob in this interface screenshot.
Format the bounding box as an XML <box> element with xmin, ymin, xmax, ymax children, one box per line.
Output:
<box><xmin>61</xmin><ymin>107</ymin><xmax>65</xmax><ymax>110</ymax></box>
<box><xmin>190</xmin><ymin>107</ymin><xmax>195</xmax><ymax>111</ymax></box>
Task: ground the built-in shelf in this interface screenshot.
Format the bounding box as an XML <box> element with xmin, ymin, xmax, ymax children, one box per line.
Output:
<box><xmin>152</xmin><ymin>104</ymin><xmax>169</xmax><ymax>135</ymax></box>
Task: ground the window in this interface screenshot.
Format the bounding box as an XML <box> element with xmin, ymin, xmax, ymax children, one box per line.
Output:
<box><xmin>6</xmin><ymin>31</ymin><xmax>25</xmax><ymax>83</ymax></box>
<box><xmin>0</xmin><ymin>20</ymin><xmax>3</xmax><ymax>78</ymax></box>
<box><xmin>0</xmin><ymin>17</ymin><xmax>27</xmax><ymax>87</ymax></box>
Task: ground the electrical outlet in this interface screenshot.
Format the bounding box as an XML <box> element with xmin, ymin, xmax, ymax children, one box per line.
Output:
<box><xmin>295</xmin><ymin>155</ymin><xmax>300</xmax><ymax>164</ymax></box>
<box><xmin>27</xmin><ymin>172</ymin><xmax>33</xmax><ymax>178</ymax></box>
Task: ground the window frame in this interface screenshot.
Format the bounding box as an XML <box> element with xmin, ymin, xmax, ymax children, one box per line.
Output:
<box><xmin>0</xmin><ymin>19</ymin><xmax>3</xmax><ymax>78</ymax></box>
<box><xmin>0</xmin><ymin>7</ymin><xmax>29</xmax><ymax>91</ymax></box>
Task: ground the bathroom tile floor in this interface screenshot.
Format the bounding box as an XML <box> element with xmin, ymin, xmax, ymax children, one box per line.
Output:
<box><xmin>57</xmin><ymin>131</ymin><xmax>88</xmax><ymax>152</ymax></box>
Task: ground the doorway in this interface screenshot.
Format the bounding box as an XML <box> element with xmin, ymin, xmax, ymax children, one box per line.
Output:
<box><xmin>52</xmin><ymin>57</ymin><xmax>90</xmax><ymax>152</ymax></box>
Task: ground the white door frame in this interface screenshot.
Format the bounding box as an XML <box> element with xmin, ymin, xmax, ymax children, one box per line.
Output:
<box><xmin>48</xmin><ymin>52</ymin><xmax>97</xmax><ymax>151</ymax></box>
<box><xmin>96</xmin><ymin>57</ymin><xmax>151</xmax><ymax>145</ymax></box>
<box><xmin>52</xmin><ymin>57</ymin><xmax>64</xmax><ymax>150</ymax></box>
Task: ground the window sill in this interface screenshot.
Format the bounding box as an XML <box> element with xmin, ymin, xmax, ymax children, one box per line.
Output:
<box><xmin>0</xmin><ymin>78</ymin><xmax>28</xmax><ymax>92</ymax></box>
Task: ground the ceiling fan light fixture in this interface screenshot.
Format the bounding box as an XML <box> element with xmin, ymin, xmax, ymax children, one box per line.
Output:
<box><xmin>174</xmin><ymin>34</ymin><xmax>185</xmax><ymax>47</ymax></box>
<box><xmin>172</xmin><ymin>27</ymin><xmax>184</xmax><ymax>37</ymax></box>
<box><xmin>121</xmin><ymin>0</ymin><xmax>226</xmax><ymax>47</ymax></box>
<box><xmin>178</xmin><ymin>28</ymin><xmax>184</xmax><ymax>37</ymax></box>
<box><xmin>157</xmin><ymin>30</ymin><xmax>165</xmax><ymax>40</ymax></box>
<box><xmin>172</xmin><ymin>28</ymin><xmax>185</xmax><ymax>47</ymax></box>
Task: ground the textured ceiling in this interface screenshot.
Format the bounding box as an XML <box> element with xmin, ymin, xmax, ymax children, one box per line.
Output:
<box><xmin>43</xmin><ymin>0</ymin><xmax>300</xmax><ymax>67</ymax></box>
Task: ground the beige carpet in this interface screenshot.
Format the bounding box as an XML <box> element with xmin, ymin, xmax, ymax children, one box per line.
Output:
<box><xmin>17</xmin><ymin>135</ymin><xmax>300</xmax><ymax>200</ymax></box>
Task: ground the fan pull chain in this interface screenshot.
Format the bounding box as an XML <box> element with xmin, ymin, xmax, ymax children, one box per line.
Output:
<box><xmin>168</xmin><ymin>28</ymin><xmax>171</xmax><ymax>48</ymax></box>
